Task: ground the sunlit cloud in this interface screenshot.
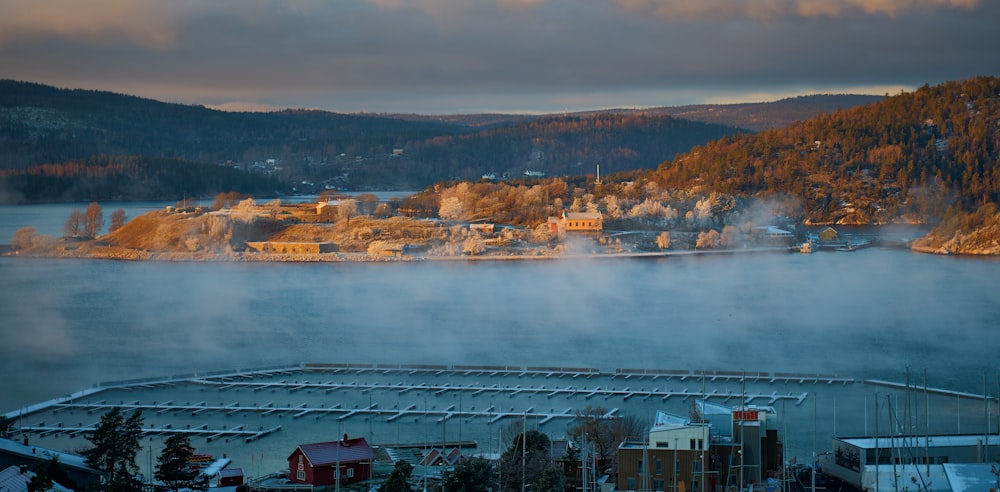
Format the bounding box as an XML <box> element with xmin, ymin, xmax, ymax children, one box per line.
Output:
<box><xmin>0</xmin><ymin>0</ymin><xmax>177</xmax><ymax>48</ymax></box>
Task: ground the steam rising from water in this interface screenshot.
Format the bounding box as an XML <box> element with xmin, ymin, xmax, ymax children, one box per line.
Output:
<box><xmin>1</xmin><ymin>250</ymin><xmax>999</xmax><ymax>411</ymax></box>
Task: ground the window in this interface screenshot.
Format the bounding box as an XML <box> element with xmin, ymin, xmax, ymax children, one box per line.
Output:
<box><xmin>654</xmin><ymin>479</ymin><xmax>664</xmax><ymax>490</ymax></box>
<box><xmin>698</xmin><ymin>439</ymin><xmax>704</xmax><ymax>450</ymax></box>
<box><xmin>347</xmin><ymin>468</ymin><xmax>354</xmax><ymax>478</ymax></box>
<box><xmin>656</xmin><ymin>441</ymin><xmax>669</xmax><ymax>448</ymax></box>
<box><xmin>296</xmin><ymin>470</ymin><xmax>305</xmax><ymax>481</ymax></box>
<box><xmin>627</xmin><ymin>478</ymin><xmax>636</xmax><ymax>490</ymax></box>
<box><xmin>690</xmin><ymin>439</ymin><xmax>696</xmax><ymax>449</ymax></box>
<box><xmin>656</xmin><ymin>459</ymin><xmax>662</xmax><ymax>475</ymax></box>
<box><xmin>638</xmin><ymin>460</ymin><xmax>644</xmax><ymax>474</ymax></box>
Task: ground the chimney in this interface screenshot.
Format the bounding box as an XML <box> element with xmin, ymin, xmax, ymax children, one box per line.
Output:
<box><xmin>342</xmin><ymin>433</ymin><xmax>350</xmax><ymax>446</ymax></box>
<box><xmin>19</xmin><ymin>464</ymin><xmax>28</xmax><ymax>474</ymax></box>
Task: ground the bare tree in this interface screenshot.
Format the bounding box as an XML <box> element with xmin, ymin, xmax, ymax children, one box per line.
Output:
<box><xmin>109</xmin><ymin>209</ymin><xmax>127</xmax><ymax>233</ymax></box>
<box><xmin>82</xmin><ymin>202</ymin><xmax>104</xmax><ymax>238</ymax></box>
<box><xmin>64</xmin><ymin>209</ymin><xmax>83</xmax><ymax>237</ymax></box>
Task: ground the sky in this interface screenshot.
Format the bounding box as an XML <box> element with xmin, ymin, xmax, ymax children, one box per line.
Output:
<box><xmin>0</xmin><ymin>0</ymin><xmax>998</xmax><ymax>115</ymax></box>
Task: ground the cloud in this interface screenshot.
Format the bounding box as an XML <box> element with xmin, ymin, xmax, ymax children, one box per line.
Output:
<box><xmin>614</xmin><ymin>0</ymin><xmax>980</xmax><ymax>21</ymax></box>
<box><xmin>0</xmin><ymin>0</ymin><xmax>177</xmax><ymax>48</ymax></box>
<box><xmin>0</xmin><ymin>0</ymin><xmax>993</xmax><ymax>113</ymax></box>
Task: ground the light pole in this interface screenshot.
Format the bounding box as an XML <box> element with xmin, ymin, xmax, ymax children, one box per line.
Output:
<box><xmin>673</xmin><ymin>438</ymin><xmax>678</xmax><ymax>492</ymax></box>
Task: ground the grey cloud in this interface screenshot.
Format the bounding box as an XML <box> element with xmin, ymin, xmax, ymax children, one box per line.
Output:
<box><xmin>0</xmin><ymin>0</ymin><xmax>996</xmax><ymax>113</ymax></box>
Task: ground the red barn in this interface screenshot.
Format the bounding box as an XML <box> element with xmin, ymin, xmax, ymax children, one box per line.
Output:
<box><xmin>287</xmin><ymin>435</ymin><xmax>374</xmax><ymax>487</ymax></box>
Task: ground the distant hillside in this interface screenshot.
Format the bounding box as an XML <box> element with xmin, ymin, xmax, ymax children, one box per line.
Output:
<box><xmin>0</xmin><ymin>154</ymin><xmax>284</xmax><ymax>204</ymax></box>
<box><xmin>0</xmin><ymin>80</ymin><xmax>874</xmax><ymax>195</ymax></box>
<box><xmin>389</xmin><ymin>94</ymin><xmax>881</xmax><ymax>131</ymax></box>
<box><xmin>640</xmin><ymin>94</ymin><xmax>884</xmax><ymax>132</ymax></box>
<box><xmin>648</xmin><ymin>76</ymin><xmax>1000</xmax><ymax>225</ymax></box>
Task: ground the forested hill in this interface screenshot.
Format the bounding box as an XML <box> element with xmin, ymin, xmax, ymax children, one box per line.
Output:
<box><xmin>1</xmin><ymin>80</ymin><xmax>879</xmax><ymax>196</ymax></box>
<box><xmin>0</xmin><ymin>80</ymin><xmax>466</xmax><ymax>172</ymax></box>
<box><xmin>648</xmin><ymin>76</ymin><xmax>1000</xmax><ymax>225</ymax></box>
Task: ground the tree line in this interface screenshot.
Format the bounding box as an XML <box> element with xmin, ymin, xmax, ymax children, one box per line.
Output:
<box><xmin>0</xmin><ymin>155</ymin><xmax>286</xmax><ymax>204</ymax></box>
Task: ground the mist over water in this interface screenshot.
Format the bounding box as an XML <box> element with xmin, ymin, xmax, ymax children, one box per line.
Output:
<box><xmin>2</xmin><ymin>249</ymin><xmax>999</xmax><ymax>412</ymax></box>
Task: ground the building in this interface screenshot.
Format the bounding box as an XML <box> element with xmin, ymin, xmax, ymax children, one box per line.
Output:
<box><xmin>0</xmin><ymin>438</ymin><xmax>99</xmax><ymax>490</ymax></box>
<box><xmin>820</xmin><ymin>434</ymin><xmax>1000</xmax><ymax>491</ymax></box>
<box><xmin>817</xmin><ymin>226</ymin><xmax>838</xmax><ymax>242</ymax></box>
<box><xmin>562</xmin><ymin>212</ymin><xmax>603</xmax><ymax>232</ymax></box>
<box><xmin>245</xmin><ymin>241</ymin><xmax>338</xmax><ymax>254</ymax></box>
<box><xmin>287</xmin><ymin>435</ymin><xmax>374</xmax><ymax>487</ymax></box>
<box><xmin>617</xmin><ymin>406</ymin><xmax>783</xmax><ymax>492</ymax></box>
<box><xmin>216</xmin><ymin>467</ymin><xmax>244</xmax><ymax>487</ymax></box>
<box><xmin>0</xmin><ymin>465</ymin><xmax>73</xmax><ymax>492</ymax></box>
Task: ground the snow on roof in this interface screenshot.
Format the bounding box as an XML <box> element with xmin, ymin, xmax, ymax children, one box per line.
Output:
<box><xmin>838</xmin><ymin>434</ymin><xmax>1000</xmax><ymax>450</ymax></box>
<box><xmin>697</xmin><ymin>400</ymin><xmax>733</xmax><ymax>416</ymax></box>
<box><xmin>0</xmin><ymin>465</ymin><xmax>73</xmax><ymax>492</ymax></box>
<box><xmin>201</xmin><ymin>457</ymin><xmax>232</xmax><ymax>477</ymax></box>
<box><xmin>942</xmin><ymin>463</ymin><xmax>999</xmax><ymax>491</ymax></box>
<box><xmin>0</xmin><ymin>438</ymin><xmax>95</xmax><ymax>473</ymax></box>
<box><xmin>652</xmin><ymin>411</ymin><xmax>689</xmax><ymax>429</ymax></box>
<box><xmin>563</xmin><ymin>212</ymin><xmax>602</xmax><ymax>220</ymax></box>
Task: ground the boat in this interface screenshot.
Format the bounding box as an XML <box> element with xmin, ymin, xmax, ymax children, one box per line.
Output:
<box><xmin>799</xmin><ymin>241</ymin><xmax>813</xmax><ymax>254</ymax></box>
<box><xmin>836</xmin><ymin>244</ymin><xmax>856</xmax><ymax>252</ymax></box>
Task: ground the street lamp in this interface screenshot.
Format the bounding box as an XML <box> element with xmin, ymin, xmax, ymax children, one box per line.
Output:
<box><xmin>673</xmin><ymin>438</ymin><xmax>678</xmax><ymax>492</ymax></box>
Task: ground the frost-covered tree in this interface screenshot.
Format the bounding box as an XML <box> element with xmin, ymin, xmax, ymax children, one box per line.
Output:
<box><xmin>694</xmin><ymin>197</ymin><xmax>714</xmax><ymax>223</ymax></box>
<box><xmin>721</xmin><ymin>225</ymin><xmax>741</xmax><ymax>248</ymax></box>
<box><xmin>338</xmin><ymin>199</ymin><xmax>358</xmax><ymax>225</ymax></box>
<box><xmin>439</xmin><ymin>196</ymin><xmax>464</xmax><ymax>220</ymax></box>
<box><xmin>656</xmin><ymin>231</ymin><xmax>671</xmax><ymax>249</ymax></box>
<box><xmin>603</xmin><ymin>195</ymin><xmax>623</xmax><ymax>219</ymax></box>
<box><xmin>696</xmin><ymin>230</ymin><xmax>721</xmax><ymax>249</ymax></box>
<box><xmin>463</xmin><ymin>237</ymin><xmax>486</xmax><ymax>256</ymax></box>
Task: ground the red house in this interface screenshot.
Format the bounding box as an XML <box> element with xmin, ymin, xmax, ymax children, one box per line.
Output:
<box><xmin>217</xmin><ymin>468</ymin><xmax>244</xmax><ymax>487</ymax></box>
<box><xmin>287</xmin><ymin>435</ymin><xmax>374</xmax><ymax>487</ymax></box>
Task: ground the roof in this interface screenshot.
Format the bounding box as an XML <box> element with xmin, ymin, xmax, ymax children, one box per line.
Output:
<box><xmin>0</xmin><ymin>438</ymin><xmax>96</xmax><ymax>474</ymax></box>
<box><xmin>838</xmin><ymin>434</ymin><xmax>1000</xmax><ymax>450</ymax></box>
<box><xmin>291</xmin><ymin>437</ymin><xmax>374</xmax><ymax>467</ymax></box>
<box><xmin>563</xmin><ymin>212</ymin><xmax>602</xmax><ymax>220</ymax></box>
<box><xmin>0</xmin><ymin>465</ymin><xmax>73</xmax><ymax>492</ymax></box>
<box><xmin>651</xmin><ymin>410</ymin><xmax>689</xmax><ymax>429</ymax></box>
<box><xmin>219</xmin><ymin>468</ymin><xmax>244</xmax><ymax>478</ymax></box>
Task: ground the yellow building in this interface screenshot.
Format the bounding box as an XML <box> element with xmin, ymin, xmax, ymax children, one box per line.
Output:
<box><xmin>562</xmin><ymin>212</ymin><xmax>603</xmax><ymax>232</ymax></box>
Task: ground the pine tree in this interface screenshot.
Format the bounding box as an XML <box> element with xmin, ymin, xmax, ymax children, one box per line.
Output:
<box><xmin>155</xmin><ymin>433</ymin><xmax>208</xmax><ymax>492</ymax></box>
<box><xmin>82</xmin><ymin>407</ymin><xmax>144</xmax><ymax>492</ymax></box>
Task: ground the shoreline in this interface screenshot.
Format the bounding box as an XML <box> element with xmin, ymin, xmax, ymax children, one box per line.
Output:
<box><xmin>3</xmin><ymin>245</ymin><xmax>802</xmax><ymax>263</ymax></box>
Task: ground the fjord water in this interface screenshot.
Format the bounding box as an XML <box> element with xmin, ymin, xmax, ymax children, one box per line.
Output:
<box><xmin>3</xmin><ymin>203</ymin><xmax>1000</xmax><ymax>463</ymax></box>
<box><xmin>3</xmin><ymin>247</ymin><xmax>998</xmax><ymax>411</ymax></box>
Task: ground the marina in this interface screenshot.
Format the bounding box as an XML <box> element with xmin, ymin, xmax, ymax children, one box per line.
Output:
<box><xmin>6</xmin><ymin>363</ymin><xmax>995</xmax><ymax>481</ymax></box>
